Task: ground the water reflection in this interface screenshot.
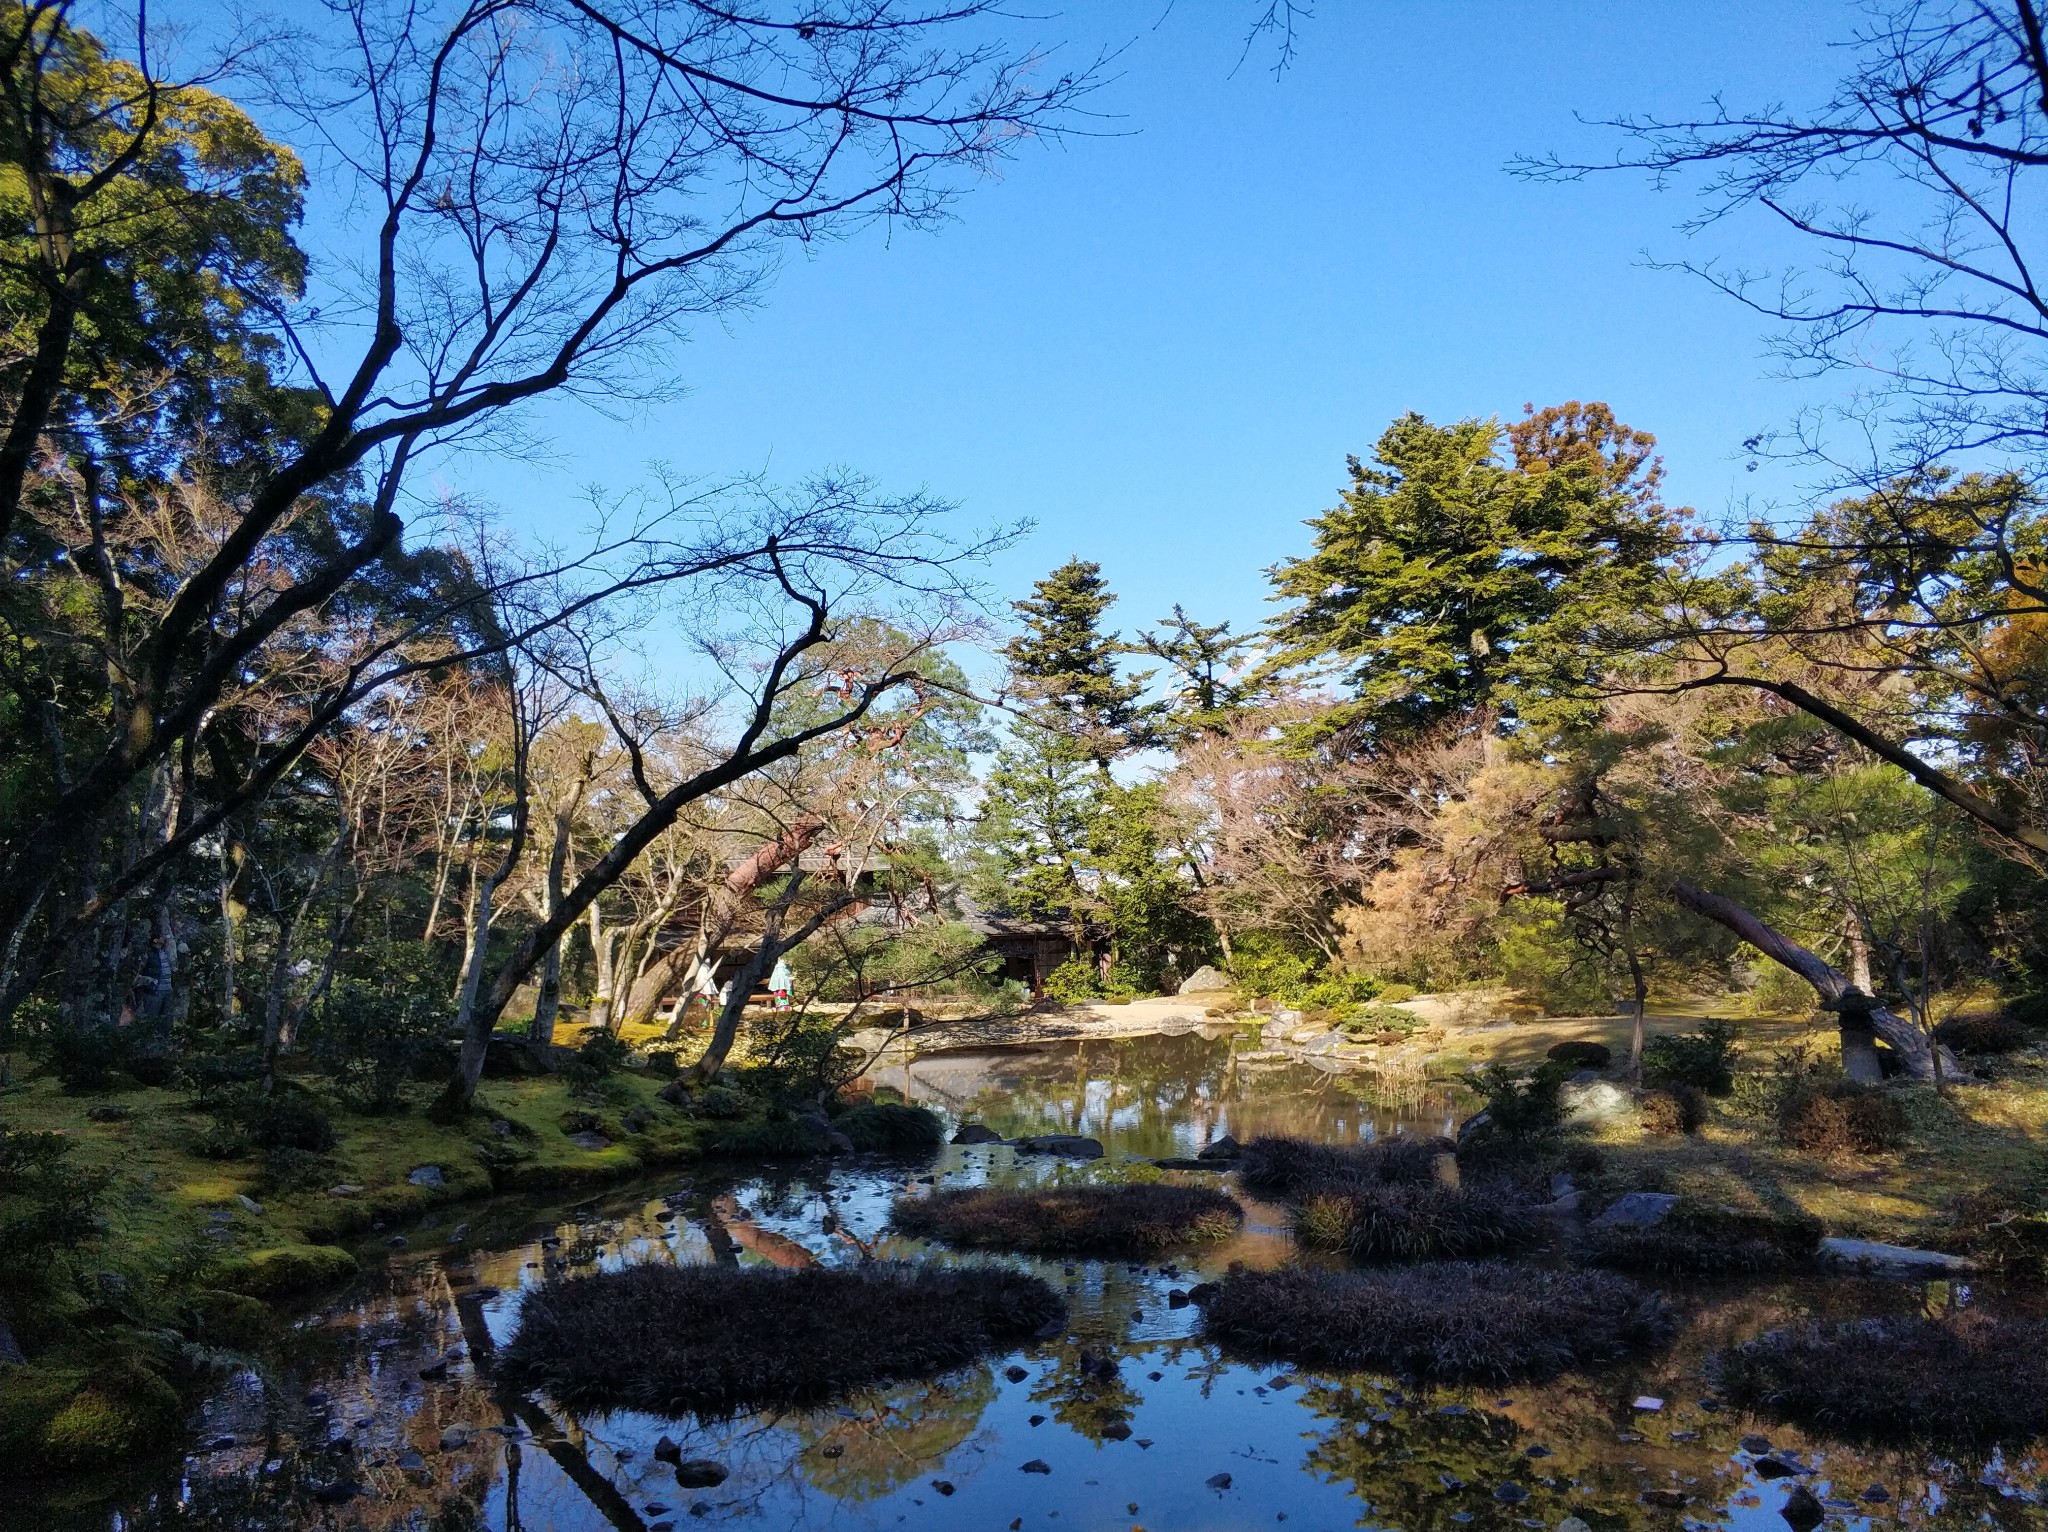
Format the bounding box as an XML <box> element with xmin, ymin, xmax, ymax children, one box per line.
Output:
<box><xmin>21</xmin><ymin>1032</ymin><xmax>2048</xmax><ymax>1532</ymax></box>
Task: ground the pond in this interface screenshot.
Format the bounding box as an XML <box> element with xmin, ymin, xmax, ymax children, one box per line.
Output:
<box><xmin>17</xmin><ymin>1030</ymin><xmax>2047</xmax><ymax>1532</ymax></box>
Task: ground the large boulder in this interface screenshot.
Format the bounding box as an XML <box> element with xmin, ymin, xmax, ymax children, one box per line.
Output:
<box><xmin>1561</xmin><ymin>1079</ymin><xmax>1633</xmax><ymax>1124</ymax></box>
<box><xmin>1178</xmin><ymin>966</ymin><xmax>1233</xmax><ymax>995</ymax></box>
<box><xmin>1591</xmin><ymin>1191</ymin><xmax>1679</xmax><ymax>1229</ymax></box>
<box><xmin>951</xmin><ymin>1123</ymin><xmax>1004</xmax><ymax>1145</ymax></box>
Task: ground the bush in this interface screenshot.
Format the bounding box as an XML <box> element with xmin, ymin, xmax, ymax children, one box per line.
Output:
<box><xmin>1200</xmin><ymin>1263</ymin><xmax>1673</xmax><ymax>1381</ymax></box>
<box><xmin>696</xmin><ymin>1083</ymin><xmax>750</xmax><ymax>1119</ymax></box>
<box><xmin>1782</xmin><ymin>1080</ymin><xmax>1908</xmax><ymax>1155</ymax></box>
<box><xmin>1338</xmin><ymin>1003</ymin><xmax>1420</xmax><ymax>1038</ymax></box>
<box><xmin>892</xmin><ymin>1184</ymin><xmax>1243</xmax><ymax>1254</ymax></box>
<box><xmin>834</xmin><ymin>1102</ymin><xmax>944</xmax><ymax>1155</ymax></box>
<box><xmin>208</xmin><ymin>1085</ymin><xmax>337</xmax><ymax>1152</ymax></box>
<box><xmin>1546</xmin><ymin>1040</ymin><xmax>1612</xmax><ymax>1069</ymax></box>
<box><xmin>1585</xmin><ymin>1202</ymin><xmax>1822</xmax><ymax>1274</ymax></box>
<box><xmin>125</xmin><ymin>1052</ymin><xmax>177</xmax><ymax>1088</ymax></box>
<box><xmin>307</xmin><ymin>983</ymin><xmax>448</xmax><ymax>1110</ymax></box>
<box><xmin>559</xmin><ymin>1032</ymin><xmax>633</xmax><ymax>1096</ymax></box>
<box><xmin>1640</xmin><ymin>1085</ymin><xmax>1705</xmax><ymax>1136</ymax></box>
<box><xmin>48</xmin><ymin>1025</ymin><xmax>124</xmax><ymax>1093</ymax></box>
<box><xmin>1294</xmin><ymin>1180</ymin><xmax>1538</xmax><ymax>1262</ymax></box>
<box><xmin>1469</xmin><ymin>1062</ymin><xmax>1567</xmax><ymax>1138</ymax></box>
<box><xmin>1713</xmin><ymin>1314</ymin><xmax>2048</xmax><ymax>1447</ymax></box>
<box><xmin>1226</xmin><ymin>929</ymin><xmax>1322</xmax><ymax>999</ymax></box>
<box><xmin>1936</xmin><ymin>1012</ymin><xmax>2030</xmax><ymax>1055</ymax></box>
<box><xmin>499</xmin><ymin>1261</ymin><xmax>1065</xmax><ymax>1415</ymax></box>
<box><xmin>1643</xmin><ymin>1018</ymin><xmax>1738</xmax><ymax>1095</ymax></box>
<box><xmin>0</xmin><ymin>1129</ymin><xmax>106</xmax><ymax>1276</ymax></box>
<box><xmin>1236</xmin><ymin>1134</ymin><xmax>1451</xmax><ymax>1196</ymax></box>
<box><xmin>708</xmin><ymin>1115</ymin><xmax>828</xmax><ymax>1157</ymax></box>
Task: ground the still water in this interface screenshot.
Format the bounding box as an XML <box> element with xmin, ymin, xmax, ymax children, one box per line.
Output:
<box><xmin>23</xmin><ymin>1031</ymin><xmax>2048</xmax><ymax>1532</ymax></box>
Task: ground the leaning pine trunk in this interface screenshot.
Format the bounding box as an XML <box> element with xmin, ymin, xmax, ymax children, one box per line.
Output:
<box><xmin>1668</xmin><ymin>879</ymin><xmax>1957</xmax><ymax>1081</ymax></box>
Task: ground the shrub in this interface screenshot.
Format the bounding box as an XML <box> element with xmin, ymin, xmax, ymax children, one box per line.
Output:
<box><xmin>1376</xmin><ymin>982</ymin><xmax>1419</xmax><ymax>1004</ymax></box>
<box><xmin>1936</xmin><ymin>1012</ymin><xmax>2030</xmax><ymax>1055</ymax></box>
<box><xmin>1713</xmin><ymin>1314</ymin><xmax>2048</xmax><ymax>1447</ymax></box>
<box><xmin>48</xmin><ymin>1025</ymin><xmax>124</xmax><ymax>1093</ymax></box>
<box><xmin>1585</xmin><ymin>1203</ymin><xmax>1822</xmax><ymax>1274</ymax></box>
<box><xmin>1236</xmin><ymin>1135</ymin><xmax>1451</xmax><ymax>1196</ymax></box>
<box><xmin>892</xmin><ymin>1184</ymin><xmax>1242</xmax><ymax>1254</ymax></box>
<box><xmin>1642</xmin><ymin>1018</ymin><xmax>1738</xmax><ymax>1095</ymax></box>
<box><xmin>1469</xmin><ymin>1062</ymin><xmax>1567</xmax><ymax>1138</ymax></box>
<box><xmin>696</xmin><ymin>1084</ymin><xmax>749</xmax><ymax>1119</ymax></box>
<box><xmin>708</xmin><ymin>1115</ymin><xmax>828</xmax><ymax>1157</ymax></box>
<box><xmin>307</xmin><ymin>983</ymin><xmax>447</xmax><ymax>1111</ymax></box>
<box><xmin>1639</xmin><ymin>1085</ymin><xmax>1705</xmax><ymax>1136</ymax></box>
<box><xmin>1546</xmin><ymin>1040</ymin><xmax>1612</xmax><ymax>1069</ymax></box>
<box><xmin>559</xmin><ymin>1032</ymin><xmax>633</xmax><ymax>1096</ymax></box>
<box><xmin>0</xmin><ymin>1129</ymin><xmax>106</xmax><ymax>1275</ymax></box>
<box><xmin>834</xmin><ymin>1102</ymin><xmax>944</xmax><ymax>1155</ymax></box>
<box><xmin>207</xmin><ymin>1085</ymin><xmax>337</xmax><ymax>1152</ymax></box>
<box><xmin>499</xmin><ymin>1261</ymin><xmax>1065</xmax><ymax>1415</ymax></box>
<box><xmin>1043</xmin><ymin>956</ymin><xmax>1102</xmax><ymax>1005</ymax></box>
<box><xmin>1200</xmin><ymin>1263</ymin><xmax>1673</xmax><ymax>1381</ymax></box>
<box><xmin>1338</xmin><ymin>1003</ymin><xmax>1420</xmax><ymax>1037</ymax></box>
<box><xmin>125</xmin><ymin>1052</ymin><xmax>177</xmax><ymax>1088</ymax></box>
<box><xmin>1226</xmin><ymin>929</ymin><xmax>1321</xmax><ymax>999</ymax></box>
<box><xmin>1781</xmin><ymin>1080</ymin><xmax>1908</xmax><ymax>1155</ymax></box>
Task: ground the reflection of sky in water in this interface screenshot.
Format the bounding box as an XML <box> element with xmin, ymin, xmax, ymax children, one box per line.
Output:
<box><xmin>39</xmin><ymin>1032</ymin><xmax>2048</xmax><ymax>1532</ymax></box>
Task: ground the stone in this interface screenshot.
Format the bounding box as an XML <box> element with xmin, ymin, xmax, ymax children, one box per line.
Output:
<box><xmin>1632</xmin><ymin>1396</ymin><xmax>1664</xmax><ymax>1411</ymax></box>
<box><xmin>1556</xmin><ymin>1519</ymin><xmax>1592</xmax><ymax>1532</ymax></box>
<box><xmin>1206</xmin><ymin>1473</ymin><xmax>1233</xmax><ymax>1491</ymax></box>
<box><xmin>86</xmin><ymin>1103</ymin><xmax>131</xmax><ymax>1122</ymax></box>
<box><xmin>1168</xmin><ymin>1288</ymin><xmax>1190</xmax><ymax>1307</ymax></box>
<box><xmin>1178</xmin><ymin>965</ymin><xmax>1233</xmax><ymax>994</ymax></box>
<box><xmin>1862</xmin><ymin>1485</ymin><xmax>1890</xmax><ymax>1503</ymax></box>
<box><xmin>236</xmin><ymin>1193</ymin><xmax>264</xmax><ymax>1215</ymax></box>
<box><xmin>566</xmin><ymin>1131</ymin><xmax>610</xmax><ymax>1151</ymax></box>
<box><xmin>825</xmin><ymin>1130</ymin><xmax>855</xmax><ymax>1155</ymax></box>
<box><xmin>0</xmin><ymin>1322</ymin><xmax>25</xmax><ymax>1366</ymax></box>
<box><xmin>1524</xmin><ymin>1445</ymin><xmax>1551</xmax><ymax>1458</ymax></box>
<box><xmin>1561</xmin><ymin>1080</ymin><xmax>1633</xmax><ymax>1124</ymax></box>
<box><xmin>1549</xmin><ymin>1172</ymin><xmax>1577</xmax><ymax>1199</ymax></box>
<box><xmin>1101</xmin><ymin>1421</ymin><xmax>1132</xmax><ymax>1440</ymax></box>
<box><xmin>1593</xmin><ymin>1192</ymin><xmax>1680</xmax><ymax>1230</ymax></box>
<box><xmin>1740</xmin><ymin>1435</ymin><xmax>1773</xmax><ymax>1454</ymax></box>
<box><xmin>1818</xmin><ymin>1236</ymin><xmax>1978</xmax><ymax>1274</ymax></box>
<box><xmin>1780</xmin><ymin>1485</ymin><xmax>1825</xmax><ymax>1532</ymax></box>
<box><xmin>387</xmin><ymin>1235</ymin><xmax>409</xmax><ymax>1249</ymax></box>
<box><xmin>674</xmin><ymin>1460</ymin><xmax>728</xmax><ymax>1489</ymax></box>
<box><xmin>407</xmin><ymin>1165</ymin><xmax>446</xmax><ymax>1188</ymax></box>
<box><xmin>309</xmin><ymin>1479</ymin><xmax>362</xmax><ymax>1504</ymax></box>
<box><xmin>932</xmin><ymin>1480</ymin><xmax>955</xmax><ymax>1495</ymax></box>
<box><xmin>1197</xmin><ymin>1134</ymin><xmax>1242</xmax><ymax>1161</ymax></box>
<box><xmin>1642</xmin><ymin>1489</ymin><xmax>1686</xmax><ymax>1509</ymax></box>
<box><xmin>1013</xmin><ymin>1134</ymin><xmax>1104</xmax><ymax>1159</ymax></box>
<box><xmin>1753</xmin><ymin>1458</ymin><xmax>1798</xmax><ymax>1481</ymax></box>
<box><xmin>1005</xmin><ymin>1365</ymin><xmax>1028</xmax><ymax>1382</ymax></box>
<box><xmin>438</xmin><ymin>1426</ymin><xmax>473</xmax><ymax>1451</ymax></box>
<box><xmin>1021</xmin><ymin>1459</ymin><xmax>1052</xmax><ymax>1474</ymax></box>
<box><xmin>1440</xmin><ymin>1473</ymin><xmax>1465</xmax><ymax>1490</ymax></box>
<box><xmin>951</xmin><ymin>1123</ymin><xmax>1003</xmax><ymax>1145</ymax></box>
<box><xmin>328</xmin><ymin>1184</ymin><xmax>363</xmax><ymax>1198</ymax></box>
<box><xmin>1495</xmin><ymin>1484</ymin><xmax>1530</xmax><ymax>1504</ymax></box>
<box><xmin>418</xmin><ymin>1360</ymin><xmax>450</xmax><ymax>1381</ymax></box>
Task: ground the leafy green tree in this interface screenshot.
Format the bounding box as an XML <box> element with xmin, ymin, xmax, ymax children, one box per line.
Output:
<box><xmin>1137</xmin><ymin>604</ymin><xmax>1260</xmax><ymax>738</ymax></box>
<box><xmin>1269</xmin><ymin>402</ymin><xmax>1686</xmax><ymax>739</ymax></box>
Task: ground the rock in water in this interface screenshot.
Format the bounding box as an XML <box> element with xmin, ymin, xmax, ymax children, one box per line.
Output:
<box><xmin>952</xmin><ymin>1123</ymin><xmax>1003</xmax><ymax>1145</ymax></box>
<box><xmin>654</xmin><ymin>1436</ymin><xmax>682</xmax><ymax>1464</ymax></box>
<box><xmin>1013</xmin><ymin>1134</ymin><xmax>1104</xmax><ymax>1159</ymax></box>
<box><xmin>1021</xmin><ymin>1459</ymin><xmax>1052</xmax><ymax>1474</ymax></box>
<box><xmin>1780</xmin><ymin>1485</ymin><xmax>1825</xmax><ymax>1532</ymax></box>
<box><xmin>674</xmin><ymin>1460</ymin><xmax>727</xmax><ymax>1489</ymax></box>
<box><xmin>1198</xmin><ymin>1134</ymin><xmax>1242</xmax><ymax>1161</ymax></box>
<box><xmin>1206</xmin><ymin>1472</ymin><xmax>1233</xmax><ymax>1491</ymax></box>
<box><xmin>1178</xmin><ymin>965</ymin><xmax>1232</xmax><ymax>994</ymax></box>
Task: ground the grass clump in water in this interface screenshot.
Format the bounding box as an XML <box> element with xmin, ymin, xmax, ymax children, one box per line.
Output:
<box><xmin>1584</xmin><ymin>1202</ymin><xmax>1821</xmax><ymax>1274</ymax></box>
<box><xmin>1714</xmin><ymin>1314</ymin><xmax>2048</xmax><ymax>1447</ymax></box>
<box><xmin>891</xmin><ymin>1183</ymin><xmax>1243</xmax><ymax>1254</ymax></box>
<box><xmin>1201</xmin><ymin>1262</ymin><xmax>1673</xmax><ymax>1381</ymax></box>
<box><xmin>835</xmin><ymin>1102</ymin><xmax>944</xmax><ymax>1154</ymax></box>
<box><xmin>499</xmin><ymin>1261</ymin><xmax>1064</xmax><ymax>1414</ymax></box>
<box><xmin>1235</xmin><ymin>1134</ymin><xmax>1450</xmax><ymax>1195</ymax></box>
<box><xmin>1293</xmin><ymin>1180</ymin><xmax>1538</xmax><ymax>1262</ymax></box>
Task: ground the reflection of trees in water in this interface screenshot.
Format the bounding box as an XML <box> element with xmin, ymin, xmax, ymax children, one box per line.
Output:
<box><xmin>791</xmin><ymin>1369</ymin><xmax>996</xmax><ymax>1500</ymax></box>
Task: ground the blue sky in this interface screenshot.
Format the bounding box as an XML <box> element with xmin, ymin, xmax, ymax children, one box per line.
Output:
<box><xmin>443</xmin><ymin>1</ymin><xmax>1860</xmax><ymax>659</ymax></box>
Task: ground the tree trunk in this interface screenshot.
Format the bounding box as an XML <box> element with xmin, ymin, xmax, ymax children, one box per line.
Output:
<box><xmin>1668</xmin><ymin>879</ymin><xmax>1957</xmax><ymax>1080</ymax></box>
<box><xmin>1624</xmin><ymin>944</ymin><xmax>1647</xmax><ymax>1086</ymax></box>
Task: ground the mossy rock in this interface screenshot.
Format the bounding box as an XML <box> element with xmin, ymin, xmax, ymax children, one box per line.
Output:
<box><xmin>834</xmin><ymin>1103</ymin><xmax>944</xmax><ymax>1154</ymax></box>
<box><xmin>1</xmin><ymin>1357</ymin><xmax>182</xmax><ymax>1471</ymax></box>
<box><xmin>213</xmin><ymin>1243</ymin><xmax>359</xmax><ymax>1297</ymax></box>
<box><xmin>182</xmin><ymin>1288</ymin><xmax>276</xmax><ymax>1351</ymax></box>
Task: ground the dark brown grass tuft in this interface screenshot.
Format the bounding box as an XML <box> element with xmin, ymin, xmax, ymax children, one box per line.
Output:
<box><xmin>891</xmin><ymin>1183</ymin><xmax>1243</xmax><ymax>1254</ymax></box>
<box><xmin>1201</xmin><ymin>1262</ymin><xmax>1673</xmax><ymax>1381</ymax></box>
<box><xmin>498</xmin><ymin>1261</ymin><xmax>1064</xmax><ymax>1416</ymax></box>
<box><xmin>1713</xmin><ymin>1314</ymin><xmax>2048</xmax><ymax>1448</ymax></box>
<box><xmin>1585</xmin><ymin>1204</ymin><xmax>1822</xmax><ymax>1275</ymax></box>
<box><xmin>1235</xmin><ymin>1134</ymin><xmax>1451</xmax><ymax>1195</ymax></box>
<box><xmin>1295</xmin><ymin>1180</ymin><xmax>1539</xmax><ymax>1262</ymax></box>
<box><xmin>1781</xmin><ymin>1081</ymin><xmax>1908</xmax><ymax>1155</ymax></box>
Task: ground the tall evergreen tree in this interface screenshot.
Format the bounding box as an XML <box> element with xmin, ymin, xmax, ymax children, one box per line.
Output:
<box><xmin>1003</xmin><ymin>558</ymin><xmax>1158</xmax><ymax>765</ymax></box>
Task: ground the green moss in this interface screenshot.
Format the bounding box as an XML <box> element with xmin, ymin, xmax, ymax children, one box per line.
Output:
<box><xmin>710</xmin><ymin>1115</ymin><xmax>828</xmax><ymax>1157</ymax></box>
<box><xmin>212</xmin><ymin>1243</ymin><xmax>358</xmax><ymax>1296</ymax></box>
<box><xmin>0</xmin><ymin>1356</ymin><xmax>182</xmax><ymax>1472</ymax></box>
<box><xmin>181</xmin><ymin>1288</ymin><xmax>276</xmax><ymax>1350</ymax></box>
<box><xmin>834</xmin><ymin>1102</ymin><xmax>944</xmax><ymax>1154</ymax></box>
